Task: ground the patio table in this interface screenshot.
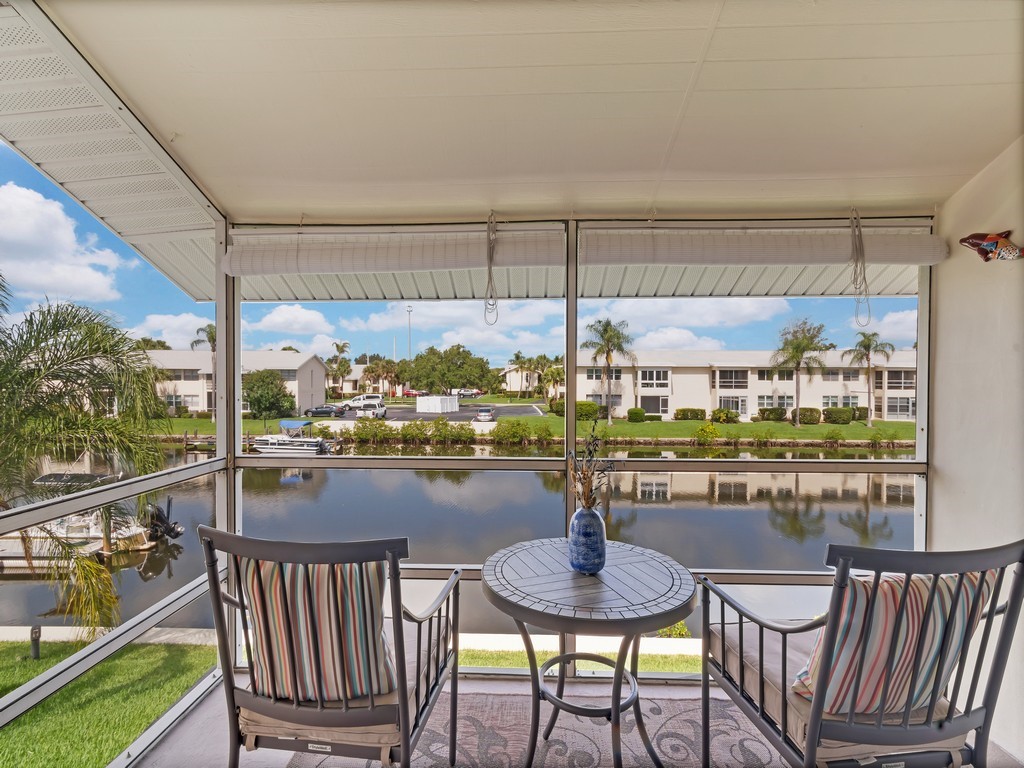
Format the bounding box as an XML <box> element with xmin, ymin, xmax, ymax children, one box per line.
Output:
<box><xmin>481</xmin><ymin>537</ymin><xmax>697</xmax><ymax>768</ymax></box>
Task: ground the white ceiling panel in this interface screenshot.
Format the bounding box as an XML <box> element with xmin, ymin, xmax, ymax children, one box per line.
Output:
<box><xmin>0</xmin><ymin>0</ymin><xmax>1019</xmax><ymax>303</ymax></box>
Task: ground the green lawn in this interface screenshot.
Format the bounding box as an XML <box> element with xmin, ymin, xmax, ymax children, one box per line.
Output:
<box><xmin>507</xmin><ymin>414</ymin><xmax>916</xmax><ymax>442</ymax></box>
<box><xmin>0</xmin><ymin>641</ymin><xmax>217</xmax><ymax>768</ymax></box>
<box><xmin>459</xmin><ymin>648</ymin><xmax>701</xmax><ymax>674</ymax></box>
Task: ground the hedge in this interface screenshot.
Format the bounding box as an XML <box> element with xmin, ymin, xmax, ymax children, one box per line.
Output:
<box><xmin>853</xmin><ymin>406</ymin><xmax>869</xmax><ymax>421</ymax></box>
<box><xmin>644</xmin><ymin>414</ymin><xmax>663</xmax><ymax>421</ymax></box>
<box><xmin>822</xmin><ymin>407</ymin><xmax>853</xmax><ymax>425</ymax></box>
<box><xmin>758</xmin><ymin>407</ymin><xmax>788</xmax><ymax>422</ymax></box>
<box><xmin>791</xmin><ymin>407</ymin><xmax>822</xmax><ymax>425</ymax></box>
<box><xmin>711</xmin><ymin>407</ymin><xmax>740</xmax><ymax>424</ymax></box>
<box><xmin>550</xmin><ymin>400</ymin><xmax>565</xmax><ymax>417</ymax></box>
<box><xmin>674</xmin><ymin>408</ymin><xmax>706</xmax><ymax>421</ymax></box>
<box><xmin>576</xmin><ymin>400</ymin><xmax>600</xmax><ymax>421</ymax></box>
<box><xmin>626</xmin><ymin>407</ymin><xmax>645</xmax><ymax>423</ymax></box>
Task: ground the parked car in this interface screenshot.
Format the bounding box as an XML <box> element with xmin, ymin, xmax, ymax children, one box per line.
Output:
<box><xmin>355</xmin><ymin>401</ymin><xmax>387</xmax><ymax>419</ymax></box>
<box><xmin>339</xmin><ymin>393</ymin><xmax>384</xmax><ymax>411</ymax></box>
<box><xmin>403</xmin><ymin>388</ymin><xmax>429</xmax><ymax>397</ymax></box>
<box><xmin>474</xmin><ymin>406</ymin><xmax>495</xmax><ymax>422</ymax></box>
<box><xmin>455</xmin><ymin>388</ymin><xmax>482</xmax><ymax>397</ymax></box>
<box><xmin>304</xmin><ymin>404</ymin><xmax>345</xmax><ymax>417</ymax></box>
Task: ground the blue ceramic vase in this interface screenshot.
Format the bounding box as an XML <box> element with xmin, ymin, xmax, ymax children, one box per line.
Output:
<box><xmin>568</xmin><ymin>507</ymin><xmax>606</xmax><ymax>575</ymax></box>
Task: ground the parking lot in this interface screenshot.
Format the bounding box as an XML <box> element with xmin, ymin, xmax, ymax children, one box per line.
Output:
<box><xmin>380</xmin><ymin>402</ymin><xmax>543</xmax><ymax>422</ymax></box>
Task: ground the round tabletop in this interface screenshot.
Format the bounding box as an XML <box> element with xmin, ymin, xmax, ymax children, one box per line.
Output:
<box><xmin>481</xmin><ymin>538</ymin><xmax>697</xmax><ymax>636</ymax></box>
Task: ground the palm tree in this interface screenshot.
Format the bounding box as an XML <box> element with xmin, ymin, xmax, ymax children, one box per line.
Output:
<box><xmin>510</xmin><ymin>350</ymin><xmax>527</xmax><ymax>399</ymax></box>
<box><xmin>769</xmin><ymin>319</ymin><xmax>831</xmax><ymax>428</ymax></box>
<box><xmin>542</xmin><ymin>365</ymin><xmax>566</xmax><ymax>408</ymax></box>
<box><xmin>0</xmin><ymin>277</ymin><xmax>166</xmax><ymax>637</ymax></box>
<box><xmin>580</xmin><ymin>318</ymin><xmax>637</xmax><ymax>426</ymax></box>
<box><xmin>841</xmin><ymin>331</ymin><xmax>895</xmax><ymax>427</ymax></box>
<box><xmin>191</xmin><ymin>323</ymin><xmax>217</xmax><ymax>418</ymax></box>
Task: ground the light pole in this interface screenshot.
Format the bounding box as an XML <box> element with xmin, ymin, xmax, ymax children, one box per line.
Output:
<box><xmin>406</xmin><ymin>305</ymin><xmax>413</xmax><ymax>360</ymax></box>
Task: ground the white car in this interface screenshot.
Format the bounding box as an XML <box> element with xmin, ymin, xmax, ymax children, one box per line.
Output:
<box><xmin>355</xmin><ymin>401</ymin><xmax>387</xmax><ymax>419</ymax></box>
<box><xmin>474</xmin><ymin>406</ymin><xmax>495</xmax><ymax>422</ymax></box>
<box><xmin>339</xmin><ymin>393</ymin><xmax>384</xmax><ymax>411</ymax></box>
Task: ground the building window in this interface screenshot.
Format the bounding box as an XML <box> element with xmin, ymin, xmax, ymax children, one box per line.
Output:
<box><xmin>888</xmin><ymin>371</ymin><xmax>915</xmax><ymax>390</ymax></box>
<box><xmin>875</xmin><ymin>370</ymin><xmax>884</xmax><ymax>388</ymax></box>
<box><xmin>842</xmin><ymin>395</ymin><xmax>859</xmax><ymax>408</ymax></box>
<box><xmin>164</xmin><ymin>394</ymin><xmax>184</xmax><ymax>407</ymax></box>
<box><xmin>586</xmin><ymin>394</ymin><xmax>602</xmax><ymax>404</ymax></box>
<box><xmin>639</xmin><ymin>369</ymin><xmax>668</xmax><ymax>388</ymax></box>
<box><xmin>776</xmin><ymin>369</ymin><xmax>794</xmax><ymax>381</ymax></box>
<box><xmin>822</xmin><ymin>395</ymin><xmax>839</xmax><ymax>408</ymax></box>
<box><xmin>586</xmin><ymin>368</ymin><xmax>619</xmax><ymax>380</ymax></box>
<box><xmin>777</xmin><ymin>395</ymin><xmax>793</xmax><ymax>409</ymax></box>
<box><xmin>843</xmin><ymin>370</ymin><xmax>859</xmax><ymax>381</ymax></box>
<box><xmin>639</xmin><ymin>481</ymin><xmax>669</xmax><ymax>501</ymax></box>
<box><xmin>588</xmin><ymin>394</ymin><xmax>622</xmax><ymax>406</ymax></box>
<box><xmin>757</xmin><ymin>369</ymin><xmax>772</xmax><ymax>381</ymax></box>
<box><xmin>278</xmin><ymin>369</ymin><xmax>297</xmax><ymax>382</ymax></box>
<box><xmin>182</xmin><ymin>369</ymin><xmax>199</xmax><ymax>381</ymax></box>
<box><xmin>608</xmin><ymin>368</ymin><xmax>621</xmax><ymax>380</ymax></box>
<box><xmin>640</xmin><ymin>395</ymin><xmax>668</xmax><ymax>414</ymax></box>
<box><xmin>887</xmin><ymin>397</ymin><xmax>917</xmax><ymax>419</ymax></box>
<box><xmin>823</xmin><ymin>369</ymin><xmax>839</xmax><ymax>381</ymax></box>
<box><xmin>718</xmin><ymin>396</ymin><xmax>747</xmax><ymax>415</ymax></box>
<box><xmin>586</xmin><ymin>368</ymin><xmax>602</xmax><ymax>380</ymax></box>
<box><xmin>841</xmin><ymin>488</ymin><xmax>860</xmax><ymax>501</ymax></box>
<box><xmin>757</xmin><ymin>395</ymin><xmax>774</xmax><ymax>409</ymax></box>
<box><xmin>717</xmin><ymin>369</ymin><xmax>747</xmax><ymax>389</ymax></box>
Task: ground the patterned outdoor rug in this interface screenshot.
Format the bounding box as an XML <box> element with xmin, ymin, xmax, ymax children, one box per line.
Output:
<box><xmin>287</xmin><ymin>693</ymin><xmax>787</xmax><ymax>767</ymax></box>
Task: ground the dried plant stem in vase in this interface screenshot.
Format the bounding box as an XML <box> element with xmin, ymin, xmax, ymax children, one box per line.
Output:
<box><xmin>567</xmin><ymin>423</ymin><xmax>613</xmax><ymax>575</ymax></box>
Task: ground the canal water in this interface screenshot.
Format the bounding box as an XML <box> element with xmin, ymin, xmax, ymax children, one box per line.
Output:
<box><xmin>1</xmin><ymin>454</ymin><xmax>914</xmax><ymax>633</ymax></box>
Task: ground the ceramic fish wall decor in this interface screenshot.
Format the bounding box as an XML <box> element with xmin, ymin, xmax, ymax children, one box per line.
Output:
<box><xmin>959</xmin><ymin>230</ymin><xmax>1021</xmax><ymax>262</ymax></box>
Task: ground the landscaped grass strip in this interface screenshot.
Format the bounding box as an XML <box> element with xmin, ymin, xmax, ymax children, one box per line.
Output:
<box><xmin>459</xmin><ymin>648</ymin><xmax>701</xmax><ymax>674</ymax></box>
<box><xmin>0</xmin><ymin>641</ymin><xmax>216</xmax><ymax>768</ymax></box>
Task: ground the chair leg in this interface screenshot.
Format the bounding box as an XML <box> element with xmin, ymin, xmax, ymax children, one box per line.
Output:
<box><xmin>228</xmin><ymin>726</ymin><xmax>241</xmax><ymax>768</ymax></box>
<box><xmin>449</xmin><ymin>665</ymin><xmax>458</xmax><ymax>766</ymax></box>
<box><xmin>701</xmin><ymin>640</ymin><xmax>710</xmax><ymax>767</ymax></box>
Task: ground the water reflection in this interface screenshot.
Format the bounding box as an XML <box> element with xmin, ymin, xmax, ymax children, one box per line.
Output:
<box><xmin>2</xmin><ymin>460</ymin><xmax>914</xmax><ymax>629</ymax></box>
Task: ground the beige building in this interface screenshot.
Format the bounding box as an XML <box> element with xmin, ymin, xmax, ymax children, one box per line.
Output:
<box><xmin>563</xmin><ymin>349</ymin><xmax>916</xmax><ymax>421</ymax></box>
<box><xmin>148</xmin><ymin>350</ymin><xmax>327</xmax><ymax>416</ymax></box>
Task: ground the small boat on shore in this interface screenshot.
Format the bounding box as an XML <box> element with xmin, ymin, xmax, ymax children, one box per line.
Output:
<box><xmin>251</xmin><ymin>420</ymin><xmax>326</xmax><ymax>455</ymax></box>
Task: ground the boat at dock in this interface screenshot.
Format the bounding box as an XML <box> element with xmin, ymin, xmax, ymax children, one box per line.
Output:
<box><xmin>251</xmin><ymin>419</ymin><xmax>326</xmax><ymax>455</ymax></box>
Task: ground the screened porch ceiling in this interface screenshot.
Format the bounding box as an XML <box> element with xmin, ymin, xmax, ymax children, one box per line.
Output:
<box><xmin>1</xmin><ymin>1</ymin><xmax>1021</xmax><ymax>302</ymax></box>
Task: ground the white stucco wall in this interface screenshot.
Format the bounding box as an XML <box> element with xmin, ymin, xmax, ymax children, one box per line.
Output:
<box><xmin>933</xmin><ymin>135</ymin><xmax>1024</xmax><ymax>760</ymax></box>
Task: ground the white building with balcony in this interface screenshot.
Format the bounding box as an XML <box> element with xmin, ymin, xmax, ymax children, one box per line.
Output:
<box><xmin>572</xmin><ymin>349</ymin><xmax>916</xmax><ymax>421</ymax></box>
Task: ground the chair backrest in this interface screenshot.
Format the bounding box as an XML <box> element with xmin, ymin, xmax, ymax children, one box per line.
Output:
<box><xmin>198</xmin><ymin>525</ymin><xmax>411</xmax><ymax>726</ymax></box>
<box><xmin>798</xmin><ymin>538</ymin><xmax>1024</xmax><ymax>762</ymax></box>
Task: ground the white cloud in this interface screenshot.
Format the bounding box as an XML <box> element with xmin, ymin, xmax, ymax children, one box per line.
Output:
<box><xmin>633</xmin><ymin>327</ymin><xmax>725</xmax><ymax>351</ymax></box>
<box><xmin>847</xmin><ymin>309</ymin><xmax>918</xmax><ymax>343</ymax></box>
<box><xmin>578</xmin><ymin>297</ymin><xmax>790</xmax><ymax>333</ymax></box>
<box><xmin>244</xmin><ymin>304</ymin><xmax>333</xmax><ymax>335</ymax></box>
<box><xmin>0</xmin><ymin>182</ymin><xmax>125</xmax><ymax>302</ymax></box>
<box><xmin>127</xmin><ymin>312</ymin><xmax>214</xmax><ymax>349</ymax></box>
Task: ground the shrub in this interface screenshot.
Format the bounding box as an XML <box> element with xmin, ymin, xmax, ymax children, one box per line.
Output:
<box><xmin>627</xmin><ymin>407</ymin><xmax>645</xmax><ymax>423</ymax></box>
<box><xmin>575</xmin><ymin>400</ymin><xmax>600</xmax><ymax>421</ymax></box>
<box><xmin>694</xmin><ymin>422</ymin><xmax>720</xmax><ymax>446</ymax></box>
<box><xmin>655</xmin><ymin>620</ymin><xmax>692</xmax><ymax>639</ymax></box>
<box><xmin>533</xmin><ymin>420</ymin><xmax>553</xmax><ymax>445</ymax></box>
<box><xmin>550</xmin><ymin>400</ymin><xmax>566</xmax><ymax>417</ymax></box>
<box><xmin>491</xmin><ymin>419</ymin><xmax>532</xmax><ymax>446</ymax></box>
<box><xmin>711</xmin><ymin>407</ymin><xmax>739</xmax><ymax>424</ymax></box>
<box><xmin>758</xmin><ymin>407</ymin><xmax>788</xmax><ymax>422</ymax></box>
<box><xmin>750</xmin><ymin>414</ymin><xmax>762</xmax><ymax>422</ymax></box>
<box><xmin>173</xmin><ymin>405</ymin><xmax>189</xmax><ymax>418</ymax></box>
<box><xmin>673</xmin><ymin>408</ymin><xmax>706</xmax><ymax>421</ymax></box>
<box><xmin>399</xmin><ymin>419</ymin><xmax>431</xmax><ymax>445</ymax></box>
<box><xmin>822</xmin><ymin>428</ymin><xmax>844</xmax><ymax>448</ymax></box>
<box><xmin>791</xmin><ymin>407</ymin><xmax>822</xmax><ymax>425</ymax></box>
<box><xmin>312</xmin><ymin>423</ymin><xmax>334</xmax><ymax>440</ymax></box>
<box><xmin>853</xmin><ymin>406</ymin><xmax>869</xmax><ymax>421</ymax></box>
<box><xmin>751</xmin><ymin>427</ymin><xmax>777</xmax><ymax>447</ymax></box>
<box><xmin>822</xmin><ymin>407</ymin><xmax>853</xmax><ymax>425</ymax></box>
<box><xmin>430</xmin><ymin>417</ymin><xmax>474</xmax><ymax>445</ymax></box>
<box><xmin>351</xmin><ymin>417</ymin><xmax>398</xmax><ymax>444</ymax></box>
<box><xmin>643</xmin><ymin>414</ymin><xmax>662</xmax><ymax>421</ymax></box>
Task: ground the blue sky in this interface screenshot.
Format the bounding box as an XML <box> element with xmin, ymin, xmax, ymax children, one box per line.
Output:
<box><xmin>0</xmin><ymin>141</ymin><xmax>918</xmax><ymax>366</ymax></box>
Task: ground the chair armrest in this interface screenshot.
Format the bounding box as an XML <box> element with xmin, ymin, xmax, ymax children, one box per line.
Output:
<box><xmin>700</xmin><ymin>574</ymin><xmax>826</xmax><ymax>634</ymax></box>
<box><xmin>402</xmin><ymin>569</ymin><xmax>462</xmax><ymax>624</ymax></box>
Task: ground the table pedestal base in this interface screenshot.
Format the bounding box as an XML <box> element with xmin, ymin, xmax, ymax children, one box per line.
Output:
<box><xmin>514</xmin><ymin>620</ymin><xmax>665</xmax><ymax>768</ymax></box>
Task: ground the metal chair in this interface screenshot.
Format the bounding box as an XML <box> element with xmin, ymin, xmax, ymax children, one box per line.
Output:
<box><xmin>198</xmin><ymin>525</ymin><xmax>460</xmax><ymax>768</ymax></box>
<box><xmin>701</xmin><ymin>539</ymin><xmax>1024</xmax><ymax>768</ymax></box>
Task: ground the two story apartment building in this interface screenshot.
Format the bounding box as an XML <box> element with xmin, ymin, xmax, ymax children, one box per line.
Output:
<box><xmin>550</xmin><ymin>349</ymin><xmax>915</xmax><ymax>421</ymax></box>
<box><xmin>148</xmin><ymin>350</ymin><xmax>327</xmax><ymax>416</ymax></box>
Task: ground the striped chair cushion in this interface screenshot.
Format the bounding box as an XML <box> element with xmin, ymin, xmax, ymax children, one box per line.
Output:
<box><xmin>792</xmin><ymin>569</ymin><xmax>996</xmax><ymax>715</ymax></box>
<box><xmin>239</xmin><ymin>558</ymin><xmax>398</xmax><ymax>702</ymax></box>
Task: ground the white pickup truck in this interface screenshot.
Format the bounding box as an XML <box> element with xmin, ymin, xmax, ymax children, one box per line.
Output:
<box><xmin>338</xmin><ymin>393</ymin><xmax>384</xmax><ymax>411</ymax></box>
